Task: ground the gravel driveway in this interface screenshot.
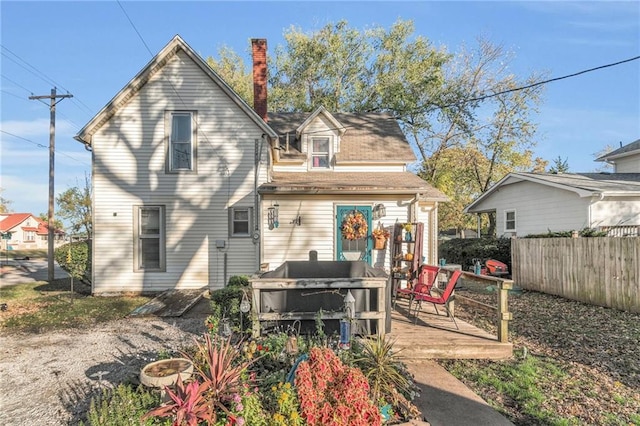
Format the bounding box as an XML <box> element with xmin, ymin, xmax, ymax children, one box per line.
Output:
<box><xmin>0</xmin><ymin>314</ymin><xmax>208</xmax><ymax>425</ymax></box>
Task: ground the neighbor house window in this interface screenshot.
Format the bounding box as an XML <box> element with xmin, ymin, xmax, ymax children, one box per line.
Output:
<box><xmin>24</xmin><ymin>231</ymin><xmax>35</xmax><ymax>242</ymax></box>
<box><xmin>230</xmin><ymin>207</ymin><xmax>253</xmax><ymax>237</ymax></box>
<box><xmin>134</xmin><ymin>206</ymin><xmax>165</xmax><ymax>271</ymax></box>
<box><xmin>505</xmin><ymin>210</ymin><xmax>516</xmax><ymax>232</ymax></box>
<box><xmin>311</xmin><ymin>137</ymin><xmax>330</xmax><ymax>169</ymax></box>
<box><xmin>166</xmin><ymin>111</ymin><xmax>196</xmax><ymax>172</ymax></box>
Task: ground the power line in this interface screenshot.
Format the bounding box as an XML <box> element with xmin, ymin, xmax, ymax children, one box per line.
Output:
<box><xmin>1</xmin><ymin>46</ymin><xmax>94</xmax><ymax>117</ymax></box>
<box><xmin>0</xmin><ymin>130</ymin><xmax>90</xmax><ymax>165</ymax></box>
<box><xmin>116</xmin><ymin>0</ymin><xmax>154</xmax><ymax>56</ymax></box>
<box><xmin>443</xmin><ymin>55</ymin><xmax>640</xmax><ymax>108</ymax></box>
<box><xmin>1</xmin><ymin>73</ymin><xmax>33</xmax><ymax>95</ymax></box>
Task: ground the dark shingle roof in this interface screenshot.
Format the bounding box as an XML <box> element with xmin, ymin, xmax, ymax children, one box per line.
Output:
<box><xmin>261</xmin><ymin>171</ymin><xmax>448</xmax><ymax>200</ymax></box>
<box><xmin>596</xmin><ymin>139</ymin><xmax>640</xmax><ymax>161</ymax></box>
<box><xmin>267</xmin><ymin>112</ymin><xmax>416</xmax><ymax>163</ymax></box>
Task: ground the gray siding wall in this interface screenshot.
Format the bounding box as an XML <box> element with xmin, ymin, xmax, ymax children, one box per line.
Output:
<box><xmin>482</xmin><ymin>181</ymin><xmax>591</xmax><ymax>236</ymax></box>
<box><xmin>91</xmin><ymin>50</ymin><xmax>267</xmax><ymax>293</ymax></box>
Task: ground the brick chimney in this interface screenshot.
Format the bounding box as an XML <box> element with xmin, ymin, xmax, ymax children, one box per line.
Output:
<box><xmin>251</xmin><ymin>38</ymin><xmax>267</xmax><ymax>122</ymax></box>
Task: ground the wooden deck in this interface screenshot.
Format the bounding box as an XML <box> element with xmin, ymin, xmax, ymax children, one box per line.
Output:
<box><xmin>388</xmin><ymin>299</ymin><xmax>513</xmax><ymax>360</ymax></box>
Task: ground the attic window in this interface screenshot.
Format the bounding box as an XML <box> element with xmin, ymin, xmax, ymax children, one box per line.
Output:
<box><xmin>166</xmin><ymin>111</ymin><xmax>197</xmax><ymax>172</ymax></box>
<box><xmin>311</xmin><ymin>137</ymin><xmax>330</xmax><ymax>169</ymax></box>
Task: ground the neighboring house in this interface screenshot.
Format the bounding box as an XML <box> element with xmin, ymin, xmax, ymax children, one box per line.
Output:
<box><xmin>596</xmin><ymin>138</ymin><xmax>640</xmax><ymax>173</ymax></box>
<box><xmin>0</xmin><ymin>213</ymin><xmax>66</xmax><ymax>250</ymax></box>
<box><xmin>465</xmin><ymin>139</ymin><xmax>640</xmax><ymax>238</ymax></box>
<box><xmin>74</xmin><ymin>35</ymin><xmax>447</xmax><ymax>295</ymax></box>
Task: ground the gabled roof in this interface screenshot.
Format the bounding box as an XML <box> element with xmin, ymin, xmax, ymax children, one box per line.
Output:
<box><xmin>267</xmin><ymin>112</ymin><xmax>416</xmax><ymax>163</ymax></box>
<box><xmin>260</xmin><ymin>171</ymin><xmax>448</xmax><ymax>200</ymax></box>
<box><xmin>465</xmin><ymin>172</ymin><xmax>640</xmax><ymax>213</ymax></box>
<box><xmin>0</xmin><ymin>213</ymin><xmax>32</xmax><ymax>232</ymax></box>
<box><xmin>75</xmin><ymin>35</ymin><xmax>277</xmax><ymax>145</ymax></box>
<box><xmin>596</xmin><ymin>139</ymin><xmax>640</xmax><ymax>162</ymax></box>
<box><xmin>296</xmin><ymin>106</ymin><xmax>346</xmax><ymax>139</ymax></box>
<box><xmin>0</xmin><ymin>213</ymin><xmax>65</xmax><ymax>235</ymax></box>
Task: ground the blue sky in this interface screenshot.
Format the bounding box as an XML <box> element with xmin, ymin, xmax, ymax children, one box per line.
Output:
<box><xmin>1</xmin><ymin>1</ymin><xmax>639</xmax><ymax>221</ymax></box>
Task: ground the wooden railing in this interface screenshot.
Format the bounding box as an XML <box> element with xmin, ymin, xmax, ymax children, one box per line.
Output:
<box><xmin>454</xmin><ymin>271</ymin><xmax>513</xmax><ymax>343</ymax></box>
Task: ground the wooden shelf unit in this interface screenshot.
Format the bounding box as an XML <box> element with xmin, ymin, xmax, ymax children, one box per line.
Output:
<box><xmin>390</xmin><ymin>222</ymin><xmax>424</xmax><ymax>300</ymax></box>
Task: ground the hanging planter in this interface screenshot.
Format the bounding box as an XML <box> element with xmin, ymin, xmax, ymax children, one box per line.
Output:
<box><xmin>372</xmin><ymin>226</ymin><xmax>390</xmax><ymax>250</ymax></box>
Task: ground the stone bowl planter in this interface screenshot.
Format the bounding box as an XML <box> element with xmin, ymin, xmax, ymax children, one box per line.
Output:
<box><xmin>140</xmin><ymin>357</ymin><xmax>194</xmax><ymax>388</ymax></box>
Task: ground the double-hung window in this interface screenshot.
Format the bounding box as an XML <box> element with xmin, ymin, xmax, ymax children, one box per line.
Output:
<box><xmin>134</xmin><ymin>206</ymin><xmax>165</xmax><ymax>271</ymax></box>
<box><xmin>167</xmin><ymin>111</ymin><xmax>196</xmax><ymax>172</ymax></box>
<box><xmin>230</xmin><ymin>207</ymin><xmax>252</xmax><ymax>237</ymax></box>
<box><xmin>505</xmin><ymin>210</ymin><xmax>516</xmax><ymax>232</ymax></box>
<box><xmin>311</xmin><ymin>137</ymin><xmax>330</xmax><ymax>169</ymax></box>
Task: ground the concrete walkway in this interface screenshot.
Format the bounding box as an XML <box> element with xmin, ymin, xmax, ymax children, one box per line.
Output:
<box><xmin>407</xmin><ymin>360</ymin><xmax>514</xmax><ymax>426</ymax></box>
<box><xmin>0</xmin><ymin>258</ymin><xmax>70</xmax><ymax>287</ymax></box>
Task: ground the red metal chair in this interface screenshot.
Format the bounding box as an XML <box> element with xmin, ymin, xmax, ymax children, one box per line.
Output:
<box><xmin>393</xmin><ymin>265</ymin><xmax>440</xmax><ymax>313</ymax></box>
<box><xmin>412</xmin><ymin>269</ymin><xmax>462</xmax><ymax>329</ymax></box>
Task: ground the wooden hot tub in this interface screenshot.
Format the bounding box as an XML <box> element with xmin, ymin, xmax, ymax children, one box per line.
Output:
<box><xmin>249</xmin><ymin>261</ymin><xmax>389</xmax><ymax>336</ymax></box>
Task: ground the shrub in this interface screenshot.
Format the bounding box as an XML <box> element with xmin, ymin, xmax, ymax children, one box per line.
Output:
<box><xmin>228</xmin><ymin>275</ymin><xmax>250</xmax><ymax>287</ymax></box>
<box><xmin>523</xmin><ymin>227</ymin><xmax>608</xmax><ymax>238</ymax></box>
<box><xmin>83</xmin><ymin>383</ymin><xmax>169</xmax><ymax>426</ymax></box>
<box><xmin>54</xmin><ymin>240</ymin><xmax>91</xmax><ymax>280</ymax></box>
<box><xmin>439</xmin><ymin>237</ymin><xmax>511</xmax><ymax>272</ymax></box>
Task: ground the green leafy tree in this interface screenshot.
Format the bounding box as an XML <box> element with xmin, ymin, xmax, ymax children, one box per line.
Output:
<box><xmin>206</xmin><ymin>45</ymin><xmax>253</xmax><ymax>105</ymax></box>
<box><xmin>37</xmin><ymin>213</ymin><xmax>64</xmax><ymax>232</ymax></box>
<box><xmin>56</xmin><ymin>173</ymin><xmax>92</xmax><ymax>237</ymax></box>
<box><xmin>548</xmin><ymin>156</ymin><xmax>570</xmax><ymax>174</ymax></box>
<box><xmin>210</xmin><ymin>22</ymin><xmax>545</xmax><ymax>235</ymax></box>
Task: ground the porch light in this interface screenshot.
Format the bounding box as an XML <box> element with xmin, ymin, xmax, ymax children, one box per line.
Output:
<box><xmin>373</xmin><ymin>203</ymin><xmax>386</xmax><ymax>220</ymax></box>
<box><xmin>267</xmin><ymin>202</ymin><xmax>279</xmax><ymax>230</ymax></box>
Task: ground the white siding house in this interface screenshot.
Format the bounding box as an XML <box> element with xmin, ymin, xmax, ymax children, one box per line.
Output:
<box><xmin>75</xmin><ymin>36</ymin><xmax>447</xmax><ymax>294</ymax></box>
<box><xmin>465</xmin><ymin>171</ymin><xmax>640</xmax><ymax>237</ymax></box>
<box><xmin>596</xmin><ymin>139</ymin><xmax>640</xmax><ymax>173</ymax></box>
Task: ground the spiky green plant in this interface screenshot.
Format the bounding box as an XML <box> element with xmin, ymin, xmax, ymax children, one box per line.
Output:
<box><xmin>353</xmin><ymin>335</ymin><xmax>421</xmax><ymax>420</ymax></box>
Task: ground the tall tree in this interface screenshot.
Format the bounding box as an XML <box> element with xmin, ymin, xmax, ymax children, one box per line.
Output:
<box><xmin>56</xmin><ymin>173</ymin><xmax>92</xmax><ymax>237</ymax></box>
<box><xmin>37</xmin><ymin>213</ymin><xmax>64</xmax><ymax>231</ymax></box>
<box><xmin>206</xmin><ymin>46</ymin><xmax>253</xmax><ymax>105</ymax></box>
<box><xmin>209</xmin><ymin>22</ymin><xmax>545</xmax><ymax>236</ymax></box>
<box><xmin>548</xmin><ymin>156</ymin><xmax>570</xmax><ymax>174</ymax></box>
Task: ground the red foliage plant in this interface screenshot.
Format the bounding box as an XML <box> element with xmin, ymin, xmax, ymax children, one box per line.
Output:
<box><xmin>294</xmin><ymin>347</ymin><xmax>382</xmax><ymax>426</ymax></box>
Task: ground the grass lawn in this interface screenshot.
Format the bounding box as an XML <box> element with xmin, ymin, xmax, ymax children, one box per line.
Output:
<box><xmin>441</xmin><ymin>290</ymin><xmax>640</xmax><ymax>426</ymax></box>
<box><xmin>0</xmin><ymin>277</ymin><xmax>150</xmax><ymax>333</ymax></box>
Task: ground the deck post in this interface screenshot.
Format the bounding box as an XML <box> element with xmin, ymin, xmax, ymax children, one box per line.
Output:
<box><xmin>497</xmin><ymin>279</ymin><xmax>513</xmax><ymax>343</ymax></box>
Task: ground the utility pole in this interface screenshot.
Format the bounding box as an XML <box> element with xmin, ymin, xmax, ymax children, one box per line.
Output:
<box><xmin>29</xmin><ymin>88</ymin><xmax>73</xmax><ymax>282</ymax></box>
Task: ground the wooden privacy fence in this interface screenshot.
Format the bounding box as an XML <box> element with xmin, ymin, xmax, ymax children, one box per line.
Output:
<box><xmin>511</xmin><ymin>237</ymin><xmax>640</xmax><ymax>313</ymax></box>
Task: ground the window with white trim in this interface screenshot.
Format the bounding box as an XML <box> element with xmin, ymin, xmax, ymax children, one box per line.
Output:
<box><xmin>167</xmin><ymin>111</ymin><xmax>196</xmax><ymax>172</ymax></box>
<box><xmin>134</xmin><ymin>206</ymin><xmax>165</xmax><ymax>271</ymax></box>
<box><xmin>505</xmin><ymin>210</ymin><xmax>516</xmax><ymax>232</ymax></box>
<box><xmin>230</xmin><ymin>207</ymin><xmax>253</xmax><ymax>237</ymax></box>
<box><xmin>24</xmin><ymin>230</ymin><xmax>35</xmax><ymax>242</ymax></box>
<box><xmin>310</xmin><ymin>137</ymin><xmax>330</xmax><ymax>169</ymax></box>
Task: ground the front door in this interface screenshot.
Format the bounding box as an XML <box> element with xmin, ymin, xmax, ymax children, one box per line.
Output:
<box><xmin>336</xmin><ymin>205</ymin><xmax>372</xmax><ymax>263</ymax></box>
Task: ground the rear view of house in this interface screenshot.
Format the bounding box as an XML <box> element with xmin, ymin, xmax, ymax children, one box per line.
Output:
<box><xmin>75</xmin><ymin>35</ymin><xmax>446</xmax><ymax>295</ymax></box>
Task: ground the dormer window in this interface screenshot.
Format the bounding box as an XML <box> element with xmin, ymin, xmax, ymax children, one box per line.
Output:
<box><xmin>311</xmin><ymin>137</ymin><xmax>331</xmax><ymax>169</ymax></box>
